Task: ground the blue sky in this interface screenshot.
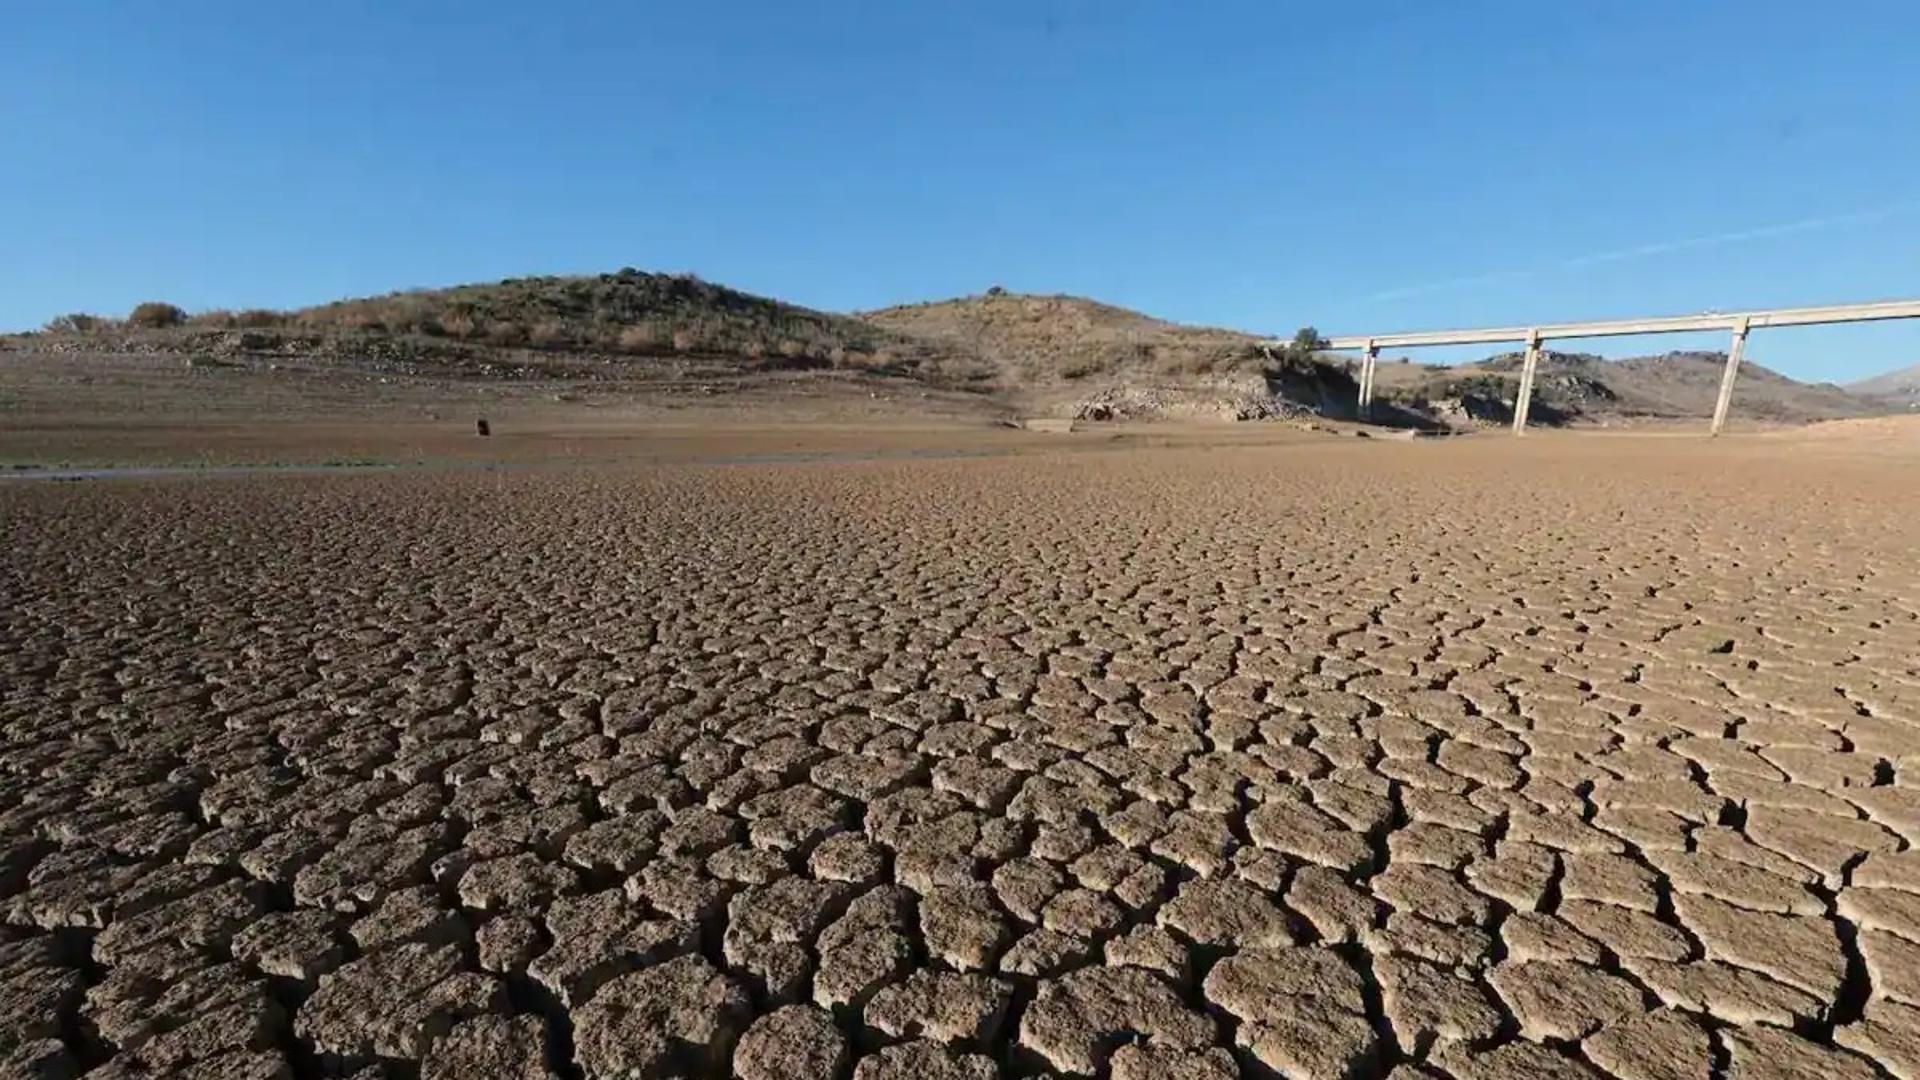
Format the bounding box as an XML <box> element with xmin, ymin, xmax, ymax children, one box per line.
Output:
<box><xmin>5</xmin><ymin>1</ymin><xmax>1918</xmax><ymax>381</ymax></box>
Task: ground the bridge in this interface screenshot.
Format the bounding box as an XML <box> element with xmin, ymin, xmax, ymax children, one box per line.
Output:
<box><xmin>1294</xmin><ymin>299</ymin><xmax>1920</xmax><ymax>435</ymax></box>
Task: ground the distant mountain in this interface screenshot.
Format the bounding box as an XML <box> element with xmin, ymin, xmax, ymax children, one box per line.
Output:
<box><xmin>1564</xmin><ymin>350</ymin><xmax>1871</xmax><ymax>423</ymax></box>
<box><xmin>1371</xmin><ymin>349</ymin><xmax>1881</xmax><ymax>426</ymax></box>
<box><xmin>1848</xmin><ymin>362</ymin><xmax>1920</xmax><ymax>408</ymax></box>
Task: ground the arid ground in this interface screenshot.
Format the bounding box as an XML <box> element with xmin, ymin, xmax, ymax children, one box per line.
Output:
<box><xmin>4</xmin><ymin>421</ymin><xmax>1920</xmax><ymax>1079</ymax></box>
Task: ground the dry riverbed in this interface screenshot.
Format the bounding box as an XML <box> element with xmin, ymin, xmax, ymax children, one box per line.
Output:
<box><xmin>3</xmin><ymin>425</ymin><xmax>1918</xmax><ymax>1078</ymax></box>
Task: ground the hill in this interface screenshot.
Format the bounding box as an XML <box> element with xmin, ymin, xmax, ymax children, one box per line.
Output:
<box><xmin>1371</xmin><ymin>349</ymin><xmax>1879</xmax><ymax>426</ymax></box>
<box><xmin>18</xmin><ymin>280</ymin><xmax>1366</xmax><ymax>424</ymax></box>
<box><xmin>289</xmin><ymin>269</ymin><xmax>962</xmax><ymax>374</ymax></box>
<box><xmin>860</xmin><ymin>292</ymin><xmax>1362</xmax><ymax>420</ymax></box>
<box><xmin>26</xmin><ymin>269</ymin><xmax>988</xmax><ymax>384</ymax></box>
<box><xmin>862</xmin><ymin>292</ymin><xmax>1260</xmax><ymax>382</ymax></box>
<box><xmin>1848</xmin><ymin>362</ymin><xmax>1920</xmax><ymax>410</ymax></box>
<box><xmin>11</xmin><ymin>269</ymin><xmax>1895</xmax><ymax>429</ymax></box>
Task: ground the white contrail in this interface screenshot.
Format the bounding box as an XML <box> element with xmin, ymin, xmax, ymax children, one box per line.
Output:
<box><xmin>1354</xmin><ymin>203</ymin><xmax>1916</xmax><ymax>304</ymax></box>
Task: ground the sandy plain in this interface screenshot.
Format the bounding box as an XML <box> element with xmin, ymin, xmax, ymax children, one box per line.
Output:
<box><xmin>3</xmin><ymin>418</ymin><xmax>1920</xmax><ymax>1079</ymax></box>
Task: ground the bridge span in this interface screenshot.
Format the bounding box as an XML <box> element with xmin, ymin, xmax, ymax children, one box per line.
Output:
<box><xmin>1293</xmin><ymin>299</ymin><xmax>1920</xmax><ymax>435</ymax></box>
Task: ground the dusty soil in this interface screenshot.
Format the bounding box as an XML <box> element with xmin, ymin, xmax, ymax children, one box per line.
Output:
<box><xmin>4</xmin><ymin>422</ymin><xmax>1920</xmax><ymax>1078</ymax></box>
<box><xmin>0</xmin><ymin>347</ymin><xmax>1026</xmax><ymax>469</ymax></box>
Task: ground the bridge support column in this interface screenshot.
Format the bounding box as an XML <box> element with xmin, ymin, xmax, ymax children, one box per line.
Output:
<box><xmin>1359</xmin><ymin>340</ymin><xmax>1378</xmax><ymax>419</ymax></box>
<box><xmin>1512</xmin><ymin>331</ymin><xmax>1543</xmax><ymax>435</ymax></box>
<box><xmin>1710</xmin><ymin>317</ymin><xmax>1750</xmax><ymax>437</ymax></box>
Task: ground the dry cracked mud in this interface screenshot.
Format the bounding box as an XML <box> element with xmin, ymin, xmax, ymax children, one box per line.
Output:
<box><xmin>3</xmin><ymin>431</ymin><xmax>1919</xmax><ymax>1078</ymax></box>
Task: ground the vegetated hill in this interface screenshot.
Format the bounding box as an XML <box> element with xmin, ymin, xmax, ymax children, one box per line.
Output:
<box><xmin>291</xmin><ymin>269</ymin><xmax>958</xmax><ymax>371</ymax></box>
<box><xmin>859</xmin><ymin>292</ymin><xmax>1361</xmax><ymax>420</ymax></box>
<box><xmin>19</xmin><ymin>279</ymin><xmax>1366</xmax><ymax>423</ymax></box>
<box><xmin>1374</xmin><ymin>349</ymin><xmax>1879</xmax><ymax>425</ymax></box>
<box><xmin>1848</xmin><ymin>362</ymin><xmax>1920</xmax><ymax>410</ymax></box>
<box><xmin>24</xmin><ymin>269</ymin><xmax>990</xmax><ymax>384</ymax></box>
<box><xmin>1601</xmin><ymin>351</ymin><xmax>1871</xmax><ymax>421</ymax></box>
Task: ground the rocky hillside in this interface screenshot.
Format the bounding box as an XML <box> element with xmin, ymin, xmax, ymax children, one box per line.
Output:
<box><xmin>861</xmin><ymin>292</ymin><xmax>1359</xmax><ymax>420</ymax></box>
<box><xmin>14</xmin><ymin>270</ymin><xmax>1899</xmax><ymax>428</ymax></box>
<box><xmin>863</xmin><ymin>292</ymin><xmax>1260</xmax><ymax>382</ymax></box>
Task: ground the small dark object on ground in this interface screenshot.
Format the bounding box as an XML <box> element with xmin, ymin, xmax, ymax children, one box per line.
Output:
<box><xmin>476</xmin><ymin>418</ymin><xmax>491</xmax><ymax>437</ymax></box>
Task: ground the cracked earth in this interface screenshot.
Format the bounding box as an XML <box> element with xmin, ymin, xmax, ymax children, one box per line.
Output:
<box><xmin>3</xmin><ymin>434</ymin><xmax>1919</xmax><ymax>1079</ymax></box>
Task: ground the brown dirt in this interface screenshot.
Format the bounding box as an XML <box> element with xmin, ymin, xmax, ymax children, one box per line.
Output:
<box><xmin>3</xmin><ymin>417</ymin><xmax>1918</xmax><ymax>1077</ymax></box>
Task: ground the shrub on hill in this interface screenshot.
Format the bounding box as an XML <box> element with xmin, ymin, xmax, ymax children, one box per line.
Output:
<box><xmin>128</xmin><ymin>302</ymin><xmax>187</xmax><ymax>329</ymax></box>
<box><xmin>273</xmin><ymin>270</ymin><xmax>937</xmax><ymax>370</ymax></box>
<box><xmin>44</xmin><ymin>313</ymin><xmax>110</xmax><ymax>333</ymax></box>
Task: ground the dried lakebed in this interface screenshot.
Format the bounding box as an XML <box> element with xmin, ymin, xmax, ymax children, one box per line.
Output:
<box><xmin>3</xmin><ymin>435</ymin><xmax>1919</xmax><ymax>1078</ymax></box>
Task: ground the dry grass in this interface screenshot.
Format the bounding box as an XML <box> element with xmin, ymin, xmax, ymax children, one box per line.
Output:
<box><xmin>27</xmin><ymin>270</ymin><xmax>980</xmax><ymax>383</ymax></box>
<box><xmin>278</xmin><ymin>269</ymin><xmax>944</xmax><ymax>368</ymax></box>
<box><xmin>126</xmin><ymin>302</ymin><xmax>187</xmax><ymax>329</ymax></box>
<box><xmin>861</xmin><ymin>291</ymin><xmax>1270</xmax><ymax>384</ymax></box>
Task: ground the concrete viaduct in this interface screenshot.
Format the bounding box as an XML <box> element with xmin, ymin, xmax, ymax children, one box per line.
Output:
<box><xmin>1293</xmin><ymin>299</ymin><xmax>1920</xmax><ymax>435</ymax></box>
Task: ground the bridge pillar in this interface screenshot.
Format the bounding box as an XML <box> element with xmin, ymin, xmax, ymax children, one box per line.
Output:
<box><xmin>1512</xmin><ymin>330</ymin><xmax>1543</xmax><ymax>435</ymax></box>
<box><xmin>1359</xmin><ymin>340</ymin><xmax>1378</xmax><ymax>419</ymax></box>
<box><xmin>1710</xmin><ymin>317</ymin><xmax>1750</xmax><ymax>437</ymax></box>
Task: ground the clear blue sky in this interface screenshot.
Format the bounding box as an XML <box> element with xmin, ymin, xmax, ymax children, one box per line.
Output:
<box><xmin>6</xmin><ymin>1</ymin><xmax>1918</xmax><ymax>381</ymax></box>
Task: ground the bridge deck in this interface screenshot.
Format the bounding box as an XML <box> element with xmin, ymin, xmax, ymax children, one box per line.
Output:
<box><xmin>1306</xmin><ymin>298</ymin><xmax>1920</xmax><ymax>350</ymax></box>
<box><xmin>1289</xmin><ymin>297</ymin><xmax>1920</xmax><ymax>437</ymax></box>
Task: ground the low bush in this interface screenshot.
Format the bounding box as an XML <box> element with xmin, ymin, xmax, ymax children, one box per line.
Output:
<box><xmin>44</xmin><ymin>313</ymin><xmax>108</xmax><ymax>333</ymax></box>
<box><xmin>617</xmin><ymin>324</ymin><xmax>663</xmax><ymax>352</ymax></box>
<box><xmin>528</xmin><ymin>321</ymin><xmax>571</xmax><ymax>348</ymax></box>
<box><xmin>128</xmin><ymin>302</ymin><xmax>187</xmax><ymax>329</ymax></box>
